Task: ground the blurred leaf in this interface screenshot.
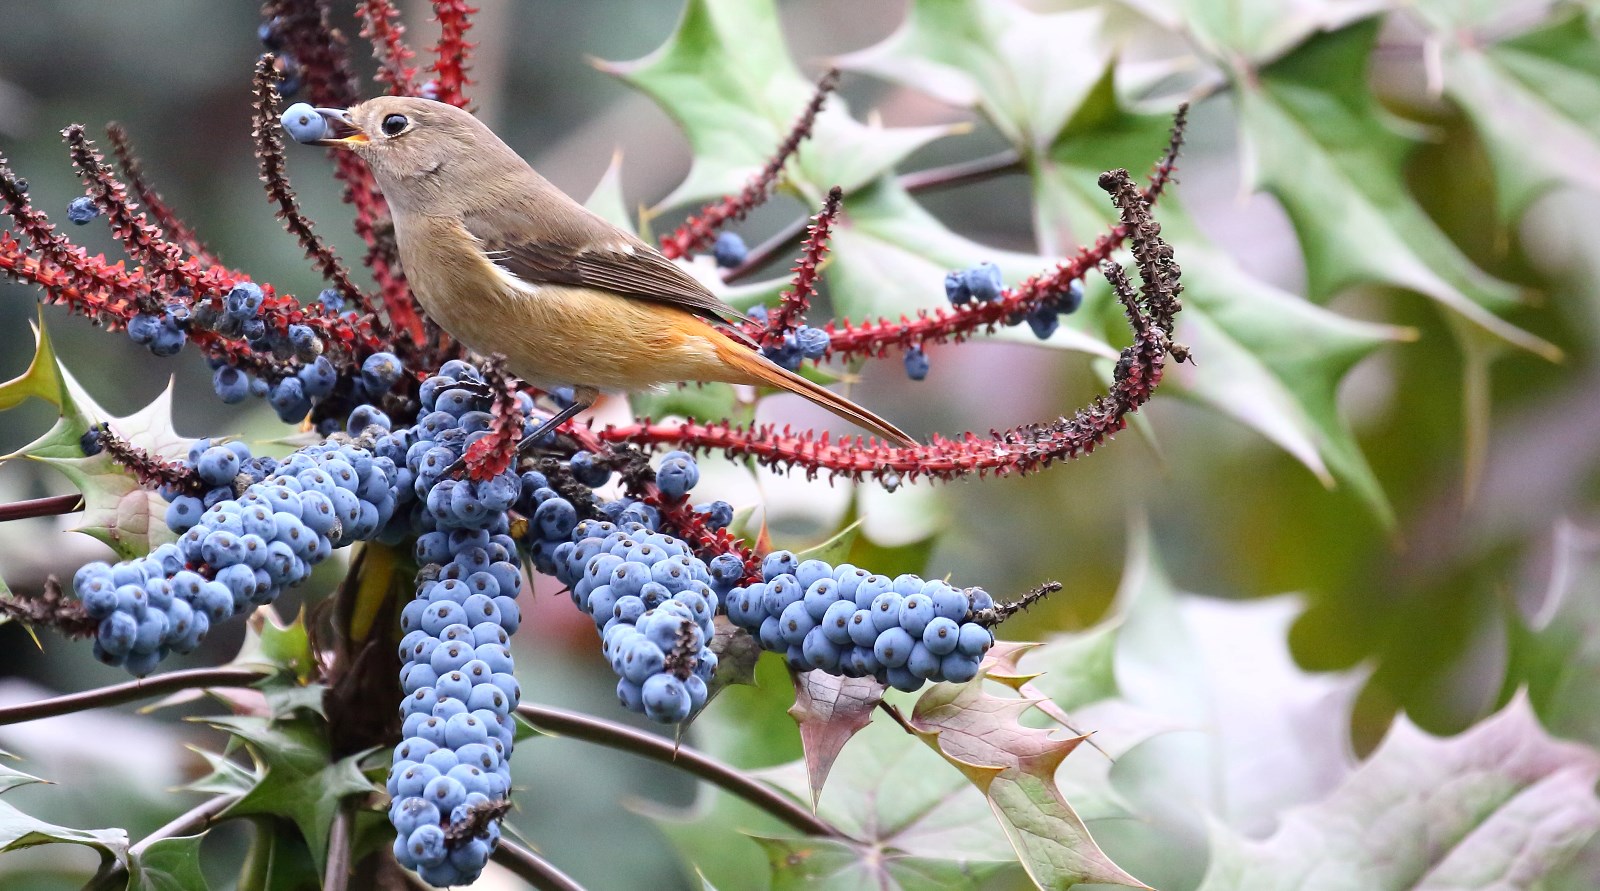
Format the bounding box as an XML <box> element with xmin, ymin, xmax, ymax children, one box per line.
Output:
<box><xmin>1425</xmin><ymin>9</ymin><xmax>1600</xmax><ymax>221</ymax></box>
<box><xmin>1</xmin><ymin>321</ymin><xmax>187</xmax><ymax>558</ymax></box>
<box><xmin>0</xmin><ymin>759</ymin><xmax>48</xmax><ymax>796</ymax></box>
<box><xmin>236</xmin><ymin>818</ymin><xmax>319</xmax><ymax>891</ymax></box>
<box><xmin>1043</xmin><ymin>70</ymin><xmax>1411</xmax><ymax>524</ymax></box>
<box><xmin>585</xmin><ymin>149</ymin><xmax>636</xmax><ymax>233</ymax></box>
<box><xmin>127</xmin><ymin>834</ymin><xmax>209</xmax><ymax>891</ymax></box>
<box><xmin>787</xmin><ymin>671</ymin><xmax>883</xmax><ymax>807</ymax></box>
<box><xmin>756</xmin><ymin>715</ymin><xmax>1019</xmax><ymax>865</ymax></box>
<box><xmin>707</xmin><ymin>616</ymin><xmax>763</xmax><ymax>697</ymax></box>
<box><xmin>0</xmin><ymin>797</ymin><xmax>127</xmax><ymax>870</ymax></box>
<box><xmin>1196</xmin><ymin>694</ymin><xmax>1600</xmax><ymax>889</ymax></box>
<box><xmin>182</xmin><ymin>749</ymin><xmax>260</xmax><ymax>798</ymax></box>
<box><xmin>838</xmin><ymin>0</ymin><xmax>1111</xmax><ymax>152</ymax></box>
<box><xmin>602</xmin><ymin>0</ymin><xmax>952</xmax><ymax>209</ymax></box>
<box><xmin>909</xmin><ymin>666</ymin><xmax>1149</xmax><ymax>889</ymax></box>
<box><xmin>1236</xmin><ymin>19</ymin><xmax>1557</xmax><ymax>360</ymax></box>
<box><xmin>795</xmin><ymin>519</ymin><xmax>861</xmax><ymax>567</ymax></box>
<box><xmin>1117</xmin><ymin>0</ymin><xmax>1391</xmax><ymax>65</ymax></box>
<box><xmin>753</xmin><ymin>833</ymin><xmax>1010</xmax><ymax>890</ymax></box>
<box><xmin>208</xmin><ymin>715</ymin><xmax>374</xmax><ymax>875</ymax></box>
<box><xmin>1506</xmin><ymin>520</ymin><xmax>1600</xmax><ymax>747</ymax></box>
<box><xmin>1111</xmin><ymin>522</ymin><xmax>1367</xmax><ymax>837</ymax></box>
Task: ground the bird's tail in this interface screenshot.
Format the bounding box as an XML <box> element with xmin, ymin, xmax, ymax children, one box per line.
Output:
<box><xmin>709</xmin><ymin>330</ymin><xmax>918</xmax><ymax>448</ymax></box>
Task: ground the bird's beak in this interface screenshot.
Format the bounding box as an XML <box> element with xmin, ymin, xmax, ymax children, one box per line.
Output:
<box><xmin>311</xmin><ymin>108</ymin><xmax>368</xmax><ymax>147</ymax></box>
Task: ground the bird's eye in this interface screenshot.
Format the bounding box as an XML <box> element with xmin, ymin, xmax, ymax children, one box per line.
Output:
<box><xmin>381</xmin><ymin>114</ymin><xmax>409</xmax><ymax>137</ymax></box>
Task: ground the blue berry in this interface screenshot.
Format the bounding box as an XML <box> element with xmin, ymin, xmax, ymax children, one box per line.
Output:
<box><xmin>712</xmin><ymin>231</ymin><xmax>747</xmax><ymax>268</ymax></box>
<box><xmin>280</xmin><ymin>102</ymin><xmax>327</xmax><ymax>144</ymax></box>
<box><xmin>361</xmin><ymin>351</ymin><xmax>405</xmax><ymax>393</ymax></box>
<box><xmin>67</xmin><ymin>197</ymin><xmax>100</xmax><ymax>225</ymax></box>
<box><xmin>795</xmin><ymin>326</ymin><xmax>830</xmax><ymax>360</ymax></box>
<box><xmin>655</xmin><ymin>452</ymin><xmax>699</xmax><ymax>499</ymax></box>
<box><xmin>904</xmin><ymin>346</ymin><xmax>929</xmax><ymax>381</ymax></box>
<box><xmin>126</xmin><ymin>313</ymin><xmax>160</xmax><ymax>345</ymax></box>
<box><xmin>964</xmin><ymin>262</ymin><xmax>1003</xmax><ymax>302</ymax></box>
<box><xmin>944</xmin><ymin>270</ymin><xmax>972</xmax><ymax>305</ymax></box>
<box><xmin>212</xmin><ymin>366</ymin><xmax>250</xmax><ymax>404</ymax></box>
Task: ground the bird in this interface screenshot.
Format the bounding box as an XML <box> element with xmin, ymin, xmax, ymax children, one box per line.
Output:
<box><xmin>296</xmin><ymin>96</ymin><xmax>916</xmax><ymax>451</ymax></box>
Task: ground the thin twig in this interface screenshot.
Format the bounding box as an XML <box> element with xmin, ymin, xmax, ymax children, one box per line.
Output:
<box><xmin>0</xmin><ymin>494</ymin><xmax>83</xmax><ymax>522</ymax></box>
<box><xmin>0</xmin><ymin>667</ymin><xmax>269</xmax><ymax>725</ymax></box>
<box><xmin>489</xmin><ymin>840</ymin><xmax>586</xmax><ymax>891</ymax></box>
<box><xmin>87</xmin><ymin>794</ymin><xmax>240</xmax><ymax>890</ymax></box>
<box><xmin>515</xmin><ymin>703</ymin><xmax>842</xmax><ymax>839</ymax></box>
<box><xmin>324</xmin><ymin>801</ymin><xmax>354</xmax><ymax>891</ymax></box>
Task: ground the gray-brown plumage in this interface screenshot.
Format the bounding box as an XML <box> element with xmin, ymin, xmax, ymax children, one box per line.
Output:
<box><xmin>305</xmin><ymin>97</ymin><xmax>915</xmax><ymax>446</ymax></box>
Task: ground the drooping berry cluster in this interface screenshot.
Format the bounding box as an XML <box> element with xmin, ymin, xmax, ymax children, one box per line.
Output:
<box><xmin>387</xmin><ymin>361</ymin><xmax>525</xmax><ymax>886</ymax></box>
<box><xmin>554</xmin><ymin>517</ymin><xmax>719</xmax><ymax>723</ymax></box>
<box><xmin>74</xmin><ymin>435</ymin><xmax>399</xmax><ymax>675</ymax></box>
<box><xmin>726</xmin><ymin>552</ymin><xmax>995</xmax><ymax>691</ymax></box>
<box><xmin>748</xmin><ymin>305</ymin><xmax>830</xmax><ymax>372</ymax></box>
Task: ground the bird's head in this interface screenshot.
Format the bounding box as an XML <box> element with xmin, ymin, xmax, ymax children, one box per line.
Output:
<box><xmin>309</xmin><ymin>96</ymin><xmax>515</xmax><ymax>214</ymax></box>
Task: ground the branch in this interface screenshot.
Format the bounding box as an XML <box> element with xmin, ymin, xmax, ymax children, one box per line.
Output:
<box><xmin>659</xmin><ymin>68</ymin><xmax>839</xmax><ymax>260</ymax></box>
<box><xmin>515</xmin><ymin>703</ymin><xmax>843</xmax><ymax>839</ymax></box>
<box><xmin>0</xmin><ymin>667</ymin><xmax>268</xmax><ymax>725</ymax></box>
<box><xmin>86</xmin><ymin>794</ymin><xmax>240</xmax><ymax>891</ymax></box>
<box><xmin>0</xmin><ymin>494</ymin><xmax>83</xmax><ymax>522</ymax></box>
<box><xmin>972</xmin><ymin>580</ymin><xmax>1062</xmax><ymax>627</ymax></box>
<box><xmin>489</xmin><ymin>839</ymin><xmax>586</xmax><ymax>891</ymax></box>
<box><xmin>252</xmin><ymin>56</ymin><xmax>371</xmax><ymax>325</ymax></box>
<box><xmin>0</xmin><ymin>576</ymin><xmax>97</xmax><ymax>639</ymax></box>
<box><xmin>324</xmin><ymin>801</ymin><xmax>354</xmax><ymax>891</ymax></box>
<box><xmin>754</xmin><ymin>186</ymin><xmax>842</xmax><ymax>347</ymax></box>
<box><xmin>94</xmin><ymin>423</ymin><xmax>205</xmax><ymax>496</ymax></box>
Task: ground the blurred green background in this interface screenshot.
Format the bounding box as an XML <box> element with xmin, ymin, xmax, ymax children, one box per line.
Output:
<box><xmin>1</xmin><ymin>1</ymin><xmax>1598</xmax><ymax>889</ymax></box>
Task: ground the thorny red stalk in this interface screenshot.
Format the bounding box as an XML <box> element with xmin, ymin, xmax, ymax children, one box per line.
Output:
<box><xmin>252</xmin><ymin>56</ymin><xmax>372</xmax><ymax>329</ymax></box>
<box><xmin>62</xmin><ymin>125</ymin><xmax>198</xmax><ymax>298</ymax></box>
<box><xmin>105</xmin><ymin>124</ymin><xmax>215</xmax><ymax>266</ymax></box>
<box><xmin>752</xmin><ymin>186</ymin><xmax>842</xmax><ymax>347</ymax></box>
<box><xmin>641</xmin><ymin>484</ymin><xmax>763</xmax><ymax>585</ymax></box>
<box><xmin>93</xmin><ymin>424</ymin><xmax>205</xmax><ymax>496</ymax></box>
<box><xmin>657</xmin><ymin>69</ymin><xmax>841</xmax><ymax>261</ymax></box>
<box><xmin>357</xmin><ymin>0</ymin><xmax>419</xmax><ymax>96</ymax></box>
<box><xmin>598</xmin><ymin>166</ymin><xmax>1187</xmax><ymax>490</ymax></box>
<box><xmin>461</xmin><ymin>360</ymin><xmax>526</xmax><ymax>482</ymax></box>
<box><xmin>266</xmin><ymin>0</ymin><xmax>429</xmax><ymax>348</ymax></box>
<box><xmin>428</xmin><ymin>0</ymin><xmax>477</xmax><ymax>109</ymax></box>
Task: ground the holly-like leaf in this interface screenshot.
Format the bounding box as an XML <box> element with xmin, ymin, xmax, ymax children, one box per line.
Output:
<box><xmin>0</xmin><ymin>757</ymin><xmax>49</xmax><ymax>796</ymax></box>
<box><xmin>0</xmin><ymin>321</ymin><xmax>189</xmax><ymax>558</ymax></box>
<box><xmin>788</xmin><ymin>671</ymin><xmax>884</xmax><ymax>807</ymax></box>
<box><xmin>601</xmin><ymin>0</ymin><xmax>952</xmax><ymax>209</ymax></box>
<box><xmin>1035</xmin><ymin>68</ymin><xmax>1414</xmax><ymax>523</ymax></box>
<box><xmin>795</xmin><ymin>519</ymin><xmax>862</xmax><ymax>567</ymax></box>
<box><xmin>1506</xmin><ymin>519</ymin><xmax>1600</xmax><ymax>747</ymax></box>
<box><xmin>909</xmin><ymin>669</ymin><xmax>1150</xmax><ymax>889</ymax></box>
<box><xmin>207</xmin><ymin>714</ymin><xmax>375</xmax><ymax>874</ymax></box>
<box><xmin>0</xmin><ymin>797</ymin><xmax>128</xmax><ymax>871</ymax></box>
<box><xmin>1196</xmin><ymin>693</ymin><xmax>1600</xmax><ymax>890</ymax></box>
<box><xmin>1235</xmin><ymin>19</ymin><xmax>1557</xmax><ymax>361</ymax></box>
<box><xmin>753</xmin><ymin>833</ymin><xmax>1011</xmax><ymax>891</ymax></box>
<box><xmin>1423</xmin><ymin>9</ymin><xmax>1600</xmax><ymax>222</ymax></box>
<box><xmin>707</xmin><ymin>616</ymin><xmax>763</xmax><ymax>697</ymax></box>
<box><xmin>585</xmin><ymin>149</ymin><xmax>636</xmax><ymax>233</ymax></box>
<box><xmin>838</xmin><ymin>0</ymin><xmax>1111</xmax><ymax>152</ymax></box>
<box><xmin>127</xmin><ymin>834</ymin><xmax>210</xmax><ymax>891</ymax></box>
<box><xmin>1118</xmin><ymin>0</ymin><xmax>1392</xmax><ymax>66</ymax></box>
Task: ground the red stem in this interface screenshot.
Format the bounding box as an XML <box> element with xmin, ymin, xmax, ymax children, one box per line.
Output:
<box><xmin>428</xmin><ymin>1</ymin><xmax>477</xmax><ymax>109</ymax></box>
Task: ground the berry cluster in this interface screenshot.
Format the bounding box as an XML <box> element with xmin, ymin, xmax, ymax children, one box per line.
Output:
<box><xmin>900</xmin><ymin>262</ymin><xmax>1088</xmax><ymax>380</ymax></box>
<box><xmin>389</xmin><ymin>363</ymin><xmax>524</xmax><ymax>885</ymax></box>
<box><xmin>554</xmin><ymin>517</ymin><xmax>719</xmax><ymax>724</ymax></box>
<box><xmin>748</xmin><ymin>305</ymin><xmax>830</xmax><ymax>372</ymax></box>
<box><xmin>74</xmin><ymin>435</ymin><xmax>399</xmax><ymax>675</ymax></box>
<box><xmin>726</xmin><ymin>552</ymin><xmax>995</xmax><ymax>692</ymax></box>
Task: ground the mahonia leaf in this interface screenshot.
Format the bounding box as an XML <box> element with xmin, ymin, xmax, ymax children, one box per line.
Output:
<box><xmin>1040</xmin><ymin>67</ymin><xmax>1413</xmax><ymax>524</ymax></box>
<box><xmin>795</xmin><ymin>519</ymin><xmax>862</xmax><ymax>567</ymax></box>
<box><xmin>585</xmin><ymin>149</ymin><xmax>635</xmax><ymax>233</ymax></box>
<box><xmin>0</xmin><ymin>321</ymin><xmax>187</xmax><ymax>558</ymax></box>
<box><xmin>206</xmin><ymin>714</ymin><xmax>375</xmax><ymax>875</ymax></box>
<box><xmin>1506</xmin><ymin>519</ymin><xmax>1600</xmax><ymax>747</ymax></box>
<box><xmin>1195</xmin><ymin>693</ymin><xmax>1600</xmax><ymax>890</ymax></box>
<box><xmin>0</xmin><ymin>758</ymin><xmax>49</xmax><ymax>796</ymax></box>
<box><xmin>127</xmin><ymin>834</ymin><xmax>209</xmax><ymax>891</ymax></box>
<box><xmin>1422</xmin><ymin>8</ymin><xmax>1600</xmax><ymax>221</ymax></box>
<box><xmin>788</xmin><ymin>671</ymin><xmax>884</xmax><ymax>807</ymax></box>
<box><xmin>0</xmin><ymin>797</ymin><xmax>128</xmax><ymax>871</ymax></box>
<box><xmin>1118</xmin><ymin>0</ymin><xmax>1391</xmax><ymax>65</ymax></box>
<box><xmin>1112</xmin><ymin>521</ymin><xmax>1367</xmax><ymax>838</ymax></box>
<box><xmin>1236</xmin><ymin>19</ymin><xmax>1557</xmax><ymax>361</ymax></box>
<box><xmin>707</xmin><ymin>615</ymin><xmax>763</xmax><ymax>696</ymax></box>
<box><xmin>753</xmin><ymin>834</ymin><xmax>1010</xmax><ymax>891</ymax></box>
<box><xmin>908</xmin><ymin>666</ymin><xmax>1150</xmax><ymax>889</ymax></box>
<box><xmin>837</xmin><ymin>0</ymin><xmax>1112</xmax><ymax>152</ymax></box>
<box><xmin>181</xmin><ymin>748</ymin><xmax>261</xmax><ymax>798</ymax></box>
<box><xmin>600</xmin><ymin>0</ymin><xmax>952</xmax><ymax>208</ymax></box>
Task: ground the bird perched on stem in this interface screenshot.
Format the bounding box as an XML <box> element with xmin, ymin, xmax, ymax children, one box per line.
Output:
<box><xmin>294</xmin><ymin>97</ymin><xmax>916</xmax><ymax>451</ymax></box>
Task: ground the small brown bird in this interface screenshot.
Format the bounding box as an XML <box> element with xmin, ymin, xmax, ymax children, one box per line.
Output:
<box><xmin>302</xmin><ymin>97</ymin><xmax>915</xmax><ymax>448</ymax></box>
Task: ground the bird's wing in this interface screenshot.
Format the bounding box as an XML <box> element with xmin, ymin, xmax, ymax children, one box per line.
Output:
<box><xmin>468</xmin><ymin>218</ymin><xmax>753</xmax><ymax>328</ymax></box>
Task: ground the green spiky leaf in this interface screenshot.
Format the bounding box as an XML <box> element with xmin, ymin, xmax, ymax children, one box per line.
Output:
<box><xmin>127</xmin><ymin>834</ymin><xmax>210</xmax><ymax>891</ymax></box>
